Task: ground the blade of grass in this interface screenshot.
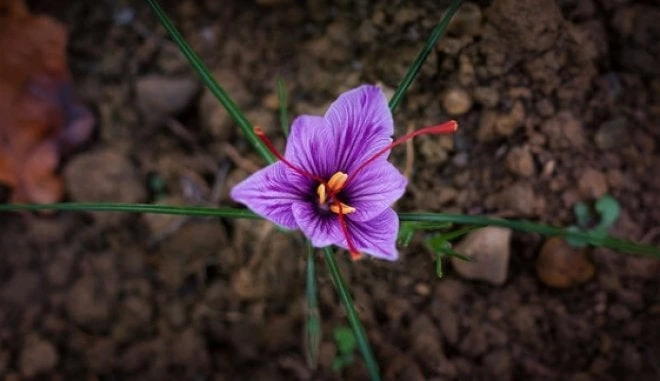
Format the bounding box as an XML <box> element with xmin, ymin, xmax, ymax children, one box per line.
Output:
<box><xmin>146</xmin><ymin>0</ymin><xmax>275</xmax><ymax>164</ymax></box>
<box><xmin>388</xmin><ymin>0</ymin><xmax>462</xmax><ymax>112</ymax></box>
<box><xmin>398</xmin><ymin>212</ymin><xmax>660</xmax><ymax>258</ymax></box>
<box><xmin>323</xmin><ymin>247</ymin><xmax>380</xmax><ymax>381</ymax></box>
<box><xmin>0</xmin><ymin>202</ymin><xmax>260</xmax><ymax>219</ymax></box>
<box><xmin>304</xmin><ymin>242</ymin><xmax>321</xmax><ymax>369</ymax></box>
<box><xmin>277</xmin><ymin>78</ymin><xmax>290</xmax><ymax>137</ymax></box>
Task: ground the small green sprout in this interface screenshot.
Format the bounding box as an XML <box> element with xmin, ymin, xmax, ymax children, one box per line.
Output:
<box><xmin>566</xmin><ymin>194</ymin><xmax>621</xmax><ymax>247</ymax></box>
<box><xmin>332</xmin><ymin>326</ymin><xmax>357</xmax><ymax>371</ymax></box>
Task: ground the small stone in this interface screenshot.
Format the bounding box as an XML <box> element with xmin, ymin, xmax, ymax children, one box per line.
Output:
<box><xmin>448</xmin><ymin>2</ymin><xmax>483</xmax><ymax>36</ymax></box>
<box><xmin>66</xmin><ymin>276</ymin><xmax>112</xmax><ymax>330</ymax></box>
<box><xmin>458</xmin><ymin>326</ymin><xmax>487</xmax><ymax>357</ymax></box>
<box><xmin>64</xmin><ymin>150</ymin><xmax>146</xmax><ymax>226</ymax></box>
<box><xmin>493</xmin><ymin>182</ymin><xmax>536</xmax><ymax>215</ymax></box>
<box><xmin>0</xmin><ymin>270</ymin><xmax>40</xmax><ymax>305</ymax></box>
<box><xmin>536</xmin><ymin>237</ymin><xmax>595</xmax><ymax>288</ymax></box>
<box><xmin>495</xmin><ymin>100</ymin><xmax>525</xmax><ymax>136</ymax></box>
<box><xmin>394</xmin><ymin>7</ymin><xmax>420</xmax><ymax>24</ymax></box>
<box><xmin>136</xmin><ymin>75</ymin><xmax>199</xmax><ymax>125</ymax></box>
<box><xmin>578</xmin><ymin>167</ymin><xmax>608</xmax><ymax>198</ymax></box>
<box><xmin>442</xmin><ymin>88</ymin><xmax>472</xmax><ymax>115</ymax></box>
<box><xmin>594</xmin><ymin>116</ymin><xmax>630</xmax><ymax>150</ymax></box>
<box><xmin>473</xmin><ymin>86</ymin><xmax>499</xmax><ymax>108</ymax></box>
<box><xmin>541</xmin><ymin>111</ymin><xmax>585</xmax><ymax>149</ymax></box>
<box><xmin>410</xmin><ymin>314</ymin><xmax>445</xmax><ymax>369</ymax></box>
<box><xmin>451</xmin><ymin>227</ymin><xmax>512</xmax><ymax>285</ymax></box>
<box><xmin>505</xmin><ymin>146</ymin><xmax>534</xmax><ymax>177</ymax></box>
<box><xmin>19</xmin><ymin>335</ymin><xmax>58</xmax><ymax>377</ymax></box>
<box><xmin>483</xmin><ymin>349</ymin><xmax>513</xmax><ymax>381</ymax></box>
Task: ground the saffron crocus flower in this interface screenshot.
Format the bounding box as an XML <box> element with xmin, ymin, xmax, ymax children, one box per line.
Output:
<box><xmin>231</xmin><ymin>85</ymin><xmax>456</xmax><ymax>261</ymax></box>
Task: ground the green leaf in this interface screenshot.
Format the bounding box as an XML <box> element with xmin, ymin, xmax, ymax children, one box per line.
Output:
<box><xmin>389</xmin><ymin>0</ymin><xmax>463</xmax><ymax>112</ymax></box>
<box><xmin>398</xmin><ymin>212</ymin><xmax>660</xmax><ymax>258</ymax></box>
<box><xmin>564</xmin><ymin>225</ymin><xmax>589</xmax><ymax>248</ymax></box>
<box><xmin>277</xmin><ymin>78</ymin><xmax>290</xmax><ymax>137</ymax></box>
<box><xmin>333</xmin><ymin>326</ymin><xmax>357</xmax><ymax>355</ymax></box>
<box><xmin>0</xmin><ymin>202</ymin><xmax>260</xmax><ymax>219</ymax></box>
<box><xmin>595</xmin><ymin>194</ymin><xmax>620</xmax><ymax>230</ymax></box>
<box><xmin>146</xmin><ymin>0</ymin><xmax>275</xmax><ymax>164</ymax></box>
<box><xmin>323</xmin><ymin>247</ymin><xmax>381</xmax><ymax>381</ymax></box>
<box><xmin>573</xmin><ymin>202</ymin><xmax>591</xmax><ymax>228</ymax></box>
<box><xmin>304</xmin><ymin>242</ymin><xmax>321</xmax><ymax>369</ymax></box>
<box><xmin>397</xmin><ymin>221</ymin><xmax>452</xmax><ymax>247</ymax></box>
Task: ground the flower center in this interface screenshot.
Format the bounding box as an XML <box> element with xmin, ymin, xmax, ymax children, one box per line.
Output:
<box><xmin>316</xmin><ymin>171</ymin><xmax>355</xmax><ymax>214</ymax></box>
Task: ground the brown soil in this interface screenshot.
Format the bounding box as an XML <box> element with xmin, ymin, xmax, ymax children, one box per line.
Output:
<box><xmin>2</xmin><ymin>0</ymin><xmax>659</xmax><ymax>380</ymax></box>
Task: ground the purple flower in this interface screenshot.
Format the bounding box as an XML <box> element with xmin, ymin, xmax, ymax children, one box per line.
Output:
<box><xmin>231</xmin><ymin>85</ymin><xmax>457</xmax><ymax>261</ymax></box>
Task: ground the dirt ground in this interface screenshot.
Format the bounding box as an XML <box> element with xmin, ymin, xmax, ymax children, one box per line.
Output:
<box><xmin>1</xmin><ymin>0</ymin><xmax>659</xmax><ymax>379</ymax></box>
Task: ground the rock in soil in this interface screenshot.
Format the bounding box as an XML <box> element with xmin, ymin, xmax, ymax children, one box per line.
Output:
<box><xmin>19</xmin><ymin>335</ymin><xmax>58</xmax><ymax>377</ymax></box>
<box><xmin>452</xmin><ymin>227</ymin><xmax>512</xmax><ymax>285</ymax></box>
<box><xmin>136</xmin><ymin>75</ymin><xmax>199</xmax><ymax>125</ymax></box>
<box><xmin>505</xmin><ymin>146</ymin><xmax>535</xmax><ymax>177</ymax></box>
<box><xmin>442</xmin><ymin>88</ymin><xmax>472</xmax><ymax>116</ymax></box>
<box><xmin>536</xmin><ymin>236</ymin><xmax>595</xmax><ymax>288</ymax></box>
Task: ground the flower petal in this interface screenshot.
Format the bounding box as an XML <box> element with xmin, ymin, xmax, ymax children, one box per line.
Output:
<box><xmin>292</xmin><ymin>203</ymin><xmax>342</xmax><ymax>247</ymax></box>
<box><xmin>342</xmin><ymin>208</ymin><xmax>400</xmax><ymax>261</ymax></box>
<box><xmin>230</xmin><ymin>162</ymin><xmax>304</xmax><ymax>230</ymax></box>
<box><xmin>284</xmin><ymin>115</ymin><xmax>337</xmax><ymax>187</ymax></box>
<box><xmin>343</xmin><ymin>160</ymin><xmax>407</xmax><ymax>222</ymax></box>
<box><xmin>324</xmin><ymin>85</ymin><xmax>394</xmax><ymax>173</ymax></box>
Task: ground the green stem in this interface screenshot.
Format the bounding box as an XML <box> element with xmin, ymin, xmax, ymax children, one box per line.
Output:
<box><xmin>323</xmin><ymin>247</ymin><xmax>380</xmax><ymax>381</ymax></box>
<box><xmin>0</xmin><ymin>202</ymin><xmax>260</xmax><ymax>219</ymax></box>
<box><xmin>277</xmin><ymin>78</ymin><xmax>290</xmax><ymax>137</ymax></box>
<box><xmin>388</xmin><ymin>0</ymin><xmax>463</xmax><ymax>112</ymax></box>
<box><xmin>146</xmin><ymin>0</ymin><xmax>275</xmax><ymax>164</ymax></box>
<box><xmin>399</xmin><ymin>212</ymin><xmax>660</xmax><ymax>257</ymax></box>
<box><xmin>305</xmin><ymin>242</ymin><xmax>321</xmax><ymax>368</ymax></box>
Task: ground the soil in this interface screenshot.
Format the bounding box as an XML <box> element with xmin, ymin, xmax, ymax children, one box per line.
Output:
<box><xmin>2</xmin><ymin>0</ymin><xmax>660</xmax><ymax>380</ymax></box>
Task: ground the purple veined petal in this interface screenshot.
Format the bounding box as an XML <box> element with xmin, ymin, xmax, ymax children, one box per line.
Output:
<box><xmin>291</xmin><ymin>202</ymin><xmax>342</xmax><ymax>247</ymax></box>
<box><xmin>340</xmin><ymin>208</ymin><xmax>400</xmax><ymax>261</ymax></box>
<box><xmin>230</xmin><ymin>162</ymin><xmax>305</xmax><ymax>230</ymax></box>
<box><xmin>323</xmin><ymin>85</ymin><xmax>394</xmax><ymax>173</ymax></box>
<box><xmin>284</xmin><ymin>115</ymin><xmax>338</xmax><ymax>186</ymax></box>
<box><xmin>342</xmin><ymin>160</ymin><xmax>407</xmax><ymax>222</ymax></box>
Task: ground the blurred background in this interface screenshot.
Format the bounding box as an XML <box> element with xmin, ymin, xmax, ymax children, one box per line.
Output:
<box><xmin>1</xmin><ymin>0</ymin><xmax>659</xmax><ymax>379</ymax></box>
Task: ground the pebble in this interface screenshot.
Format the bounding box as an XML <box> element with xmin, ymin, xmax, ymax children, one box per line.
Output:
<box><xmin>66</xmin><ymin>276</ymin><xmax>112</xmax><ymax>330</ymax></box>
<box><xmin>483</xmin><ymin>349</ymin><xmax>513</xmax><ymax>381</ymax></box>
<box><xmin>493</xmin><ymin>182</ymin><xmax>536</xmax><ymax>215</ymax></box>
<box><xmin>578</xmin><ymin>167</ymin><xmax>608</xmax><ymax>198</ymax></box>
<box><xmin>442</xmin><ymin>88</ymin><xmax>472</xmax><ymax>115</ymax></box>
<box><xmin>19</xmin><ymin>335</ymin><xmax>58</xmax><ymax>377</ymax></box>
<box><xmin>136</xmin><ymin>75</ymin><xmax>199</xmax><ymax>125</ymax></box>
<box><xmin>473</xmin><ymin>86</ymin><xmax>499</xmax><ymax>108</ymax></box>
<box><xmin>448</xmin><ymin>2</ymin><xmax>483</xmax><ymax>36</ymax></box>
<box><xmin>451</xmin><ymin>227</ymin><xmax>512</xmax><ymax>285</ymax></box>
<box><xmin>505</xmin><ymin>146</ymin><xmax>535</xmax><ymax>177</ymax></box>
<box><xmin>536</xmin><ymin>237</ymin><xmax>595</xmax><ymax>288</ymax></box>
<box><xmin>541</xmin><ymin>111</ymin><xmax>585</xmax><ymax>149</ymax></box>
<box><xmin>594</xmin><ymin>116</ymin><xmax>630</xmax><ymax>150</ymax></box>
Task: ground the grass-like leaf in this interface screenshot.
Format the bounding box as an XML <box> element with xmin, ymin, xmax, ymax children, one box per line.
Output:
<box><xmin>388</xmin><ymin>0</ymin><xmax>463</xmax><ymax>112</ymax></box>
<box><xmin>146</xmin><ymin>0</ymin><xmax>275</xmax><ymax>164</ymax></box>
<box><xmin>304</xmin><ymin>242</ymin><xmax>321</xmax><ymax>369</ymax></box>
<box><xmin>399</xmin><ymin>212</ymin><xmax>660</xmax><ymax>258</ymax></box>
<box><xmin>0</xmin><ymin>202</ymin><xmax>260</xmax><ymax>219</ymax></box>
<box><xmin>323</xmin><ymin>247</ymin><xmax>381</xmax><ymax>381</ymax></box>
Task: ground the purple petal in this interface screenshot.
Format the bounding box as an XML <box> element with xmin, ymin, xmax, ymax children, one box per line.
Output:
<box><xmin>324</xmin><ymin>85</ymin><xmax>394</xmax><ymax>173</ymax></box>
<box><xmin>230</xmin><ymin>162</ymin><xmax>304</xmax><ymax>230</ymax></box>
<box><xmin>343</xmin><ymin>160</ymin><xmax>407</xmax><ymax>222</ymax></box>
<box><xmin>284</xmin><ymin>85</ymin><xmax>394</xmax><ymax>185</ymax></box>
<box><xmin>284</xmin><ymin>115</ymin><xmax>337</xmax><ymax>185</ymax></box>
<box><xmin>292</xmin><ymin>203</ymin><xmax>342</xmax><ymax>247</ymax></box>
<box><xmin>342</xmin><ymin>208</ymin><xmax>400</xmax><ymax>261</ymax></box>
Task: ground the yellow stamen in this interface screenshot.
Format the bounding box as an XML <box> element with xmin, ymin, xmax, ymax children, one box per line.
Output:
<box><xmin>330</xmin><ymin>202</ymin><xmax>356</xmax><ymax>214</ymax></box>
<box><xmin>317</xmin><ymin>183</ymin><xmax>326</xmax><ymax>205</ymax></box>
<box><xmin>327</xmin><ymin>171</ymin><xmax>348</xmax><ymax>193</ymax></box>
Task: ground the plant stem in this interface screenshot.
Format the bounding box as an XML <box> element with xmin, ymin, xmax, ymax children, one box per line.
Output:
<box><xmin>146</xmin><ymin>0</ymin><xmax>275</xmax><ymax>164</ymax></box>
<box><xmin>323</xmin><ymin>247</ymin><xmax>381</xmax><ymax>381</ymax></box>
<box><xmin>388</xmin><ymin>0</ymin><xmax>463</xmax><ymax>112</ymax></box>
